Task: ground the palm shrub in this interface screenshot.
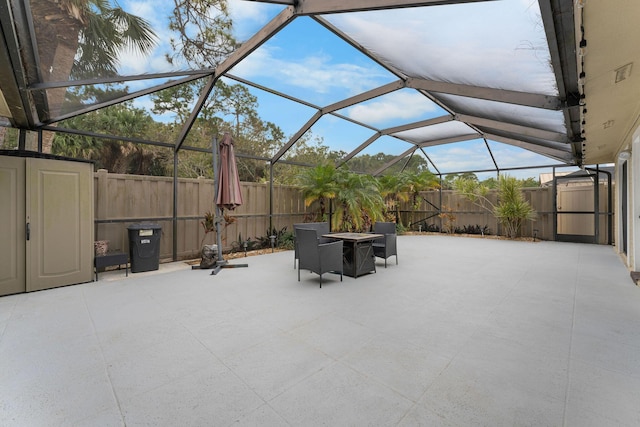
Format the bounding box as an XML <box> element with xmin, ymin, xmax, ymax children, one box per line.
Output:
<box><xmin>333</xmin><ymin>169</ymin><xmax>385</xmax><ymax>232</ymax></box>
<box><xmin>297</xmin><ymin>163</ymin><xmax>339</xmax><ymax>221</ymax></box>
<box><xmin>377</xmin><ymin>170</ymin><xmax>438</xmax><ymax>225</ymax></box>
<box><xmin>494</xmin><ymin>176</ymin><xmax>536</xmax><ymax>238</ymax></box>
<box><xmin>297</xmin><ymin>164</ymin><xmax>385</xmax><ymax>231</ymax></box>
<box><xmin>454</xmin><ymin>175</ymin><xmax>536</xmax><ymax>238</ymax></box>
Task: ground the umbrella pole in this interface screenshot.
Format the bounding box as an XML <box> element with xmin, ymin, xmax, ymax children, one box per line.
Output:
<box><xmin>211</xmin><ymin>135</ymin><xmax>248</xmax><ymax>275</ymax></box>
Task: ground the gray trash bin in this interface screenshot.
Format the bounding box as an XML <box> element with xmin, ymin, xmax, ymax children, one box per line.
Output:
<box><xmin>127</xmin><ymin>223</ymin><xmax>161</xmax><ymax>273</ymax></box>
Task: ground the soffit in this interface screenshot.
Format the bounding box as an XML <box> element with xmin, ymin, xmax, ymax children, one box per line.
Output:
<box><xmin>580</xmin><ymin>0</ymin><xmax>640</xmax><ymax>164</ymax></box>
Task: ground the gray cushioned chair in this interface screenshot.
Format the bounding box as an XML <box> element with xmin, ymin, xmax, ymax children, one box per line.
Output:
<box><xmin>296</xmin><ymin>228</ymin><xmax>343</xmax><ymax>288</ymax></box>
<box><xmin>372</xmin><ymin>222</ymin><xmax>398</xmax><ymax>268</ymax></box>
<box><xmin>293</xmin><ymin>222</ymin><xmax>332</xmax><ymax>268</ymax></box>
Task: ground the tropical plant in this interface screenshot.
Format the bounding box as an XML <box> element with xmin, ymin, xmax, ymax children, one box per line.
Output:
<box><xmin>200</xmin><ymin>211</ymin><xmax>216</xmax><ymax>247</ymax></box>
<box><xmin>297</xmin><ymin>163</ymin><xmax>339</xmax><ymax>221</ymax></box>
<box><xmin>332</xmin><ymin>169</ymin><xmax>385</xmax><ymax>232</ymax></box>
<box><xmin>255</xmin><ymin>226</ymin><xmax>293</xmax><ymax>250</ymax></box>
<box><xmin>439</xmin><ymin>205</ymin><xmax>457</xmax><ymax>234</ymax></box>
<box><xmin>494</xmin><ymin>176</ymin><xmax>537</xmax><ymax>238</ymax></box>
<box><xmin>453</xmin><ymin>175</ymin><xmax>536</xmax><ymax>238</ymax></box>
<box><xmin>378</xmin><ymin>170</ymin><xmax>438</xmax><ymax>224</ymax></box>
<box><xmin>377</xmin><ymin>173</ymin><xmax>410</xmax><ymax>222</ymax></box>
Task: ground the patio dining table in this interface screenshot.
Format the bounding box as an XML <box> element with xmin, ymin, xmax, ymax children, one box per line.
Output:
<box><xmin>323</xmin><ymin>232</ymin><xmax>383</xmax><ymax>278</ymax></box>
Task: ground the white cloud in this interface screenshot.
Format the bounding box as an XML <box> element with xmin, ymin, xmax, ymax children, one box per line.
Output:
<box><xmin>228</xmin><ymin>0</ymin><xmax>278</xmax><ymax>41</ymax></box>
<box><xmin>232</xmin><ymin>46</ymin><xmax>388</xmax><ymax>96</ymax></box>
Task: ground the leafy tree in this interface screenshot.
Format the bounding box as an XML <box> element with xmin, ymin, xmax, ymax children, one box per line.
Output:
<box><xmin>520</xmin><ymin>177</ymin><xmax>540</xmax><ymax>188</ymax></box>
<box><xmin>442</xmin><ymin>172</ymin><xmax>478</xmax><ymax>189</ymax></box>
<box><xmin>167</xmin><ymin>0</ymin><xmax>237</xmax><ymax>68</ymax></box>
<box><xmin>53</xmin><ymin>101</ymin><xmax>164</xmax><ymax>174</ymax></box>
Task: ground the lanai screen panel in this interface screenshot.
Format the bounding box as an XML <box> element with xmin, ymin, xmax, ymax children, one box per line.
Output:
<box><xmin>422</xmin><ymin>139</ymin><xmax>497</xmax><ymax>173</ymax></box>
<box><xmin>229</xmin><ymin>17</ymin><xmax>398</xmax><ymax>108</ymax></box>
<box><xmin>325</xmin><ymin>1</ymin><xmax>557</xmax><ymax>96</ymax></box>
<box><xmin>336</xmin><ymin>88</ymin><xmax>449</xmax><ymax>129</ymax></box>
<box><xmin>394</xmin><ymin>120</ymin><xmax>478</xmax><ymax>146</ymax></box>
<box><xmin>486</xmin><ymin>140</ymin><xmax>563</xmax><ymax>170</ymax></box>
<box><xmin>434</xmin><ymin>94</ymin><xmax>567</xmax><ymax>134</ymax></box>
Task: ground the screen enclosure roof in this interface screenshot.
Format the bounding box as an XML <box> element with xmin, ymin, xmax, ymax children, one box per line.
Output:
<box><xmin>1</xmin><ymin>0</ymin><xmax>635</xmax><ymax>177</ymax></box>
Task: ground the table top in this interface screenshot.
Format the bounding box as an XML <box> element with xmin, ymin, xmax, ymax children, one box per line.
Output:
<box><xmin>323</xmin><ymin>232</ymin><xmax>383</xmax><ymax>242</ymax></box>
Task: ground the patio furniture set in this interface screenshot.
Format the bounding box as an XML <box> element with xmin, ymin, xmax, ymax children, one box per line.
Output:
<box><xmin>294</xmin><ymin>222</ymin><xmax>398</xmax><ymax>288</ymax></box>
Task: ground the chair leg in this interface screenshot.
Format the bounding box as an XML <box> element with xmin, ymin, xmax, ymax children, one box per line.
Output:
<box><xmin>298</xmin><ymin>265</ymin><xmax>300</xmax><ymax>281</ymax></box>
<box><xmin>384</xmin><ymin>258</ymin><xmax>387</xmax><ymax>268</ymax></box>
<box><xmin>395</xmin><ymin>254</ymin><xmax>398</xmax><ymax>265</ymax></box>
<box><xmin>319</xmin><ymin>274</ymin><xmax>322</xmax><ymax>288</ymax></box>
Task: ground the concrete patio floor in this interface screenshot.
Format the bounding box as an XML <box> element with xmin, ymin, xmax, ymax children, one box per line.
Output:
<box><xmin>1</xmin><ymin>234</ymin><xmax>640</xmax><ymax>426</ymax></box>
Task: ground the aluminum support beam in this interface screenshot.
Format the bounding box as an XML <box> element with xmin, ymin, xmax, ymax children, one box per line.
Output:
<box><xmin>538</xmin><ymin>0</ymin><xmax>581</xmax><ymax>153</ymax></box>
<box><xmin>0</xmin><ymin>0</ymin><xmax>37</xmax><ymax>127</ymax></box>
<box><xmin>337</xmin><ymin>133</ymin><xmax>382</xmax><ymax>166</ymax></box>
<box><xmin>175</xmin><ymin>75</ymin><xmax>216</xmax><ymax>153</ymax></box>
<box><xmin>382</xmin><ymin>115</ymin><xmax>453</xmax><ymax>135</ymax></box>
<box><xmin>215</xmin><ymin>7</ymin><xmax>296</xmax><ymax>78</ymax></box>
<box><xmin>323</xmin><ymin>81</ymin><xmax>404</xmax><ymax>113</ymax></box>
<box><xmin>372</xmin><ymin>146</ymin><xmax>417</xmax><ymax>176</ymax></box>
<box><xmin>45</xmin><ymin>74</ymin><xmax>206</xmax><ymax>125</ymax></box>
<box><xmin>29</xmin><ymin>70</ymin><xmax>212</xmax><ymax>90</ymax></box>
<box><xmin>417</xmin><ymin>134</ymin><xmax>479</xmax><ymax>148</ymax></box>
<box><xmin>485</xmin><ymin>133</ymin><xmax>574</xmax><ymax>163</ymax></box>
<box><xmin>296</xmin><ymin>0</ymin><xmax>497</xmax><ymax>15</ymax></box>
<box><xmin>407</xmin><ymin>78</ymin><xmax>561</xmax><ymax>110</ymax></box>
<box><xmin>176</xmin><ymin>7</ymin><xmax>296</xmax><ymax>154</ymax></box>
<box><xmin>271</xmin><ymin>111</ymin><xmax>323</xmax><ymax>163</ymax></box>
<box><xmin>456</xmin><ymin>113</ymin><xmax>567</xmax><ymax>143</ymax></box>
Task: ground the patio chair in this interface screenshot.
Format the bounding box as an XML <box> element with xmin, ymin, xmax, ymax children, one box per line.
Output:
<box><xmin>296</xmin><ymin>228</ymin><xmax>343</xmax><ymax>288</ymax></box>
<box><xmin>293</xmin><ymin>222</ymin><xmax>332</xmax><ymax>268</ymax></box>
<box><xmin>372</xmin><ymin>222</ymin><xmax>398</xmax><ymax>268</ymax></box>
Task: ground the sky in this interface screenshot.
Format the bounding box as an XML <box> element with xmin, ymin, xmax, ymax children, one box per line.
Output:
<box><xmin>110</xmin><ymin>0</ymin><xmax>583</xmax><ymax>180</ymax></box>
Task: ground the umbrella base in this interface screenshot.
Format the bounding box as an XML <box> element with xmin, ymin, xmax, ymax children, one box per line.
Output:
<box><xmin>210</xmin><ymin>260</ymin><xmax>249</xmax><ymax>275</ymax></box>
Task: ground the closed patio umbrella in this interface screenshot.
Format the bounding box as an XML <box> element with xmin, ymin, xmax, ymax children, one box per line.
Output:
<box><xmin>210</xmin><ymin>132</ymin><xmax>247</xmax><ymax>274</ymax></box>
<box><xmin>216</xmin><ymin>132</ymin><xmax>243</xmax><ymax>210</ymax></box>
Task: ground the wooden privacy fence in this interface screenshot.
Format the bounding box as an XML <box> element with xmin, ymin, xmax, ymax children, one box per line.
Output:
<box><xmin>94</xmin><ymin>170</ymin><xmax>309</xmax><ymax>261</ymax></box>
<box><xmin>94</xmin><ymin>171</ymin><xmax>608</xmax><ymax>262</ymax></box>
<box><xmin>398</xmin><ymin>188</ymin><xmax>555</xmax><ymax>240</ymax></box>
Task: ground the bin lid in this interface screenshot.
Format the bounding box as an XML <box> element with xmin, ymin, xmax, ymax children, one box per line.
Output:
<box><xmin>127</xmin><ymin>223</ymin><xmax>161</xmax><ymax>230</ymax></box>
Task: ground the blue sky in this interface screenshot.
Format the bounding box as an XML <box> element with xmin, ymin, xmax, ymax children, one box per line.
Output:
<box><xmin>113</xmin><ymin>0</ymin><xmax>582</xmax><ymax>180</ymax></box>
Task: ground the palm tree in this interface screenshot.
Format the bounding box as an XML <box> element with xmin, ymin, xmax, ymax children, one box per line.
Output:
<box><xmin>378</xmin><ymin>170</ymin><xmax>438</xmax><ymax>225</ymax></box>
<box><xmin>377</xmin><ymin>173</ymin><xmax>410</xmax><ymax>222</ymax></box>
<box><xmin>405</xmin><ymin>170</ymin><xmax>439</xmax><ymax>207</ymax></box>
<box><xmin>333</xmin><ymin>169</ymin><xmax>385</xmax><ymax>232</ymax></box>
<box><xmin>297</xmin><ymin>164</ymin><xmax>339</xmax><ymax>221</ymax></box>
<box><xmin>31</xmin><ymin>0</ymin><xmax>157</xmax><ymax>151</ymax></box>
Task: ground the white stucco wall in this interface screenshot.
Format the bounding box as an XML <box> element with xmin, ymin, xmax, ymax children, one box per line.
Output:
<box><xmin>620</xmin><ymin>126</ymin><xmax>640</xmax><ymax>271</ymax></box>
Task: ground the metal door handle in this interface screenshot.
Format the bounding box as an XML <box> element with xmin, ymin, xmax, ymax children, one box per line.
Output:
<box><xmin>26</xmin><ymin>222</ymin><xmax>30</xmax><ymax>241</ymax></box>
